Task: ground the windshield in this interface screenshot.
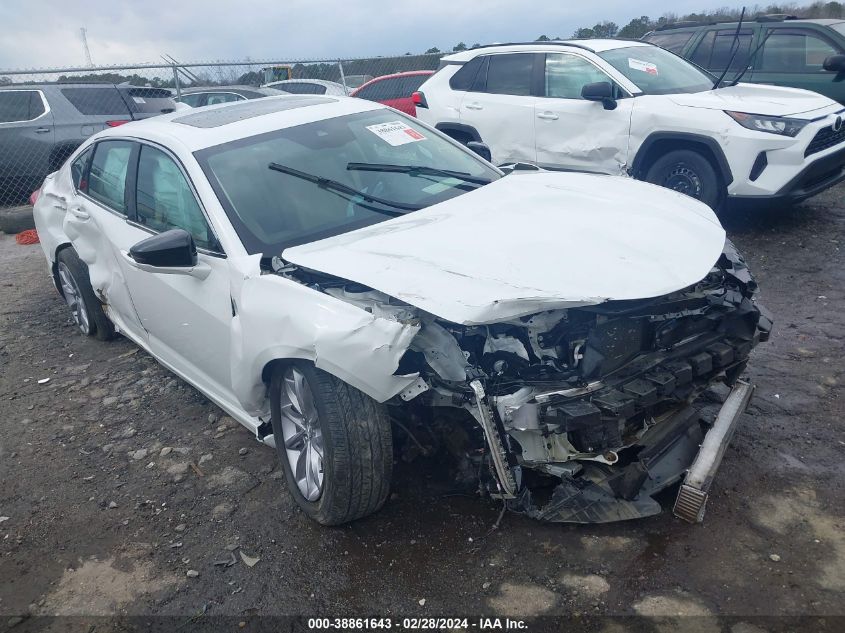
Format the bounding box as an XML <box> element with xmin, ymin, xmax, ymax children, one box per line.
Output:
<box><xmin>195</xmin><ymin>109</ymin><xmax>500</xmax><ymax>256</ymax></box>
<box><xmin>598</xmin><ymin>46</ymin><xmax>715</xmax><ymax>95</ymax></box>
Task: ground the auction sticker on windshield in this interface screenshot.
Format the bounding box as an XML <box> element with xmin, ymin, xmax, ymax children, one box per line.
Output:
<box><xmin>628</xmin><ymin>58</ymin><xmax>658</xmax><ymax>75</ymax></box>
<box><xmin>366</xmin><ymin>121</ymin><xmax>426</xmax><ymax>146</ymax></box>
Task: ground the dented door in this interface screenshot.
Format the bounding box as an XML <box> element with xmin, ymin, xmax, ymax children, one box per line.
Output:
<box><xmin>534</xmin><ymin>53</ymin><xmax>634</xmax><ymax>175</ymax></box>
<box><xmin>63</xmin><ymin>139</ymin><xmax>147</xmax><ymax>340</ymax></box>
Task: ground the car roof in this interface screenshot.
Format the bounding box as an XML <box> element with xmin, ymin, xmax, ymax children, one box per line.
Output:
<box><xmin>265</xmin><ymin>79</ymin><xmax>345</xmax><ymax>87</ymax></box>
<box><xmin>442</xmin><ymin>39</ymin><xmax>650</xmax><ymax>62</ymax></box>
<box><xmin>94</xmin><ymin>94</ymin><xmax>385</xmax><ymax>152</ymax></box>
<box><xmin>180</xmin><ymin>85</ymin><xmax>285</xmax><ymax>95</ymax></box>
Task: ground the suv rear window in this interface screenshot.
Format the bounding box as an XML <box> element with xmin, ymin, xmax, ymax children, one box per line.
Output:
<box><xmin>644</xmin><ymin>31</ymin><xmax>695</xmax><ymax>54</ymax></box>
<box><xmin>122</xmin><ymin>87</ymin><xmax>175</xmax><ymax>114</ymax></box>
<box><xmin>60</xmin><ymin>87</ymin><xmax>131</xmax><ymax>116</ymax></box>
<box><xmin>449</xmin><ymin>57</ymin><xmax>484</xmax><ymax>90</ymax></box>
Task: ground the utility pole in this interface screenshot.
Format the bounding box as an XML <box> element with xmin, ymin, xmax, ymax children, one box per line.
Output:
<box><xmin>80</xmin><ymin>27</ymin><xmax>93</xmax><ymax>67</ymax></box>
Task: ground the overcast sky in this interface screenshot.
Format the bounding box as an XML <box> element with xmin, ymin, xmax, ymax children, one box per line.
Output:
<box><xmin>1</xmin><ymin>0</ymin><xmax>749</xmax><ymax>69</ymax></box>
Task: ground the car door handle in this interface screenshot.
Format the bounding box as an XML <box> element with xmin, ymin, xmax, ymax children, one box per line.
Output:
<box><xmin>34</xmin><ymin>127</ymin><xmax>51</xmax><ymax>134</ymax></box>
<box><xmin>68</xmin><ymin>206</ymin><xmax>89</xmax><ymax>220</ymax></box>
<box><xmin>464</xmin><ymin>103</ymin><xmax>483</xmax><ymax>110</ymax></box>
<box><xmin>537</xmin><ymin>112</ymin><xmax>559</xmax><ymax>120</ymax></box>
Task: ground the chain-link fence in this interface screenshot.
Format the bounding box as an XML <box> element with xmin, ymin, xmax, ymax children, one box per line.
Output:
<box><xmin>0</xmin><ymin>54</ymin><xmax>444</xmax><ymax>208</ymax></box>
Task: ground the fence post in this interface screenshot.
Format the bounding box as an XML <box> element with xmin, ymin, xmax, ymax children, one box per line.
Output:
<box><xmin>171</xmin><ymin>63</ymin><xmax>181</xmax><ymax>99</ymax></box>
<box><xmin>337</xmin><ymin>59</ymin><xmax>348</xmax><ymax>95</ymax></box>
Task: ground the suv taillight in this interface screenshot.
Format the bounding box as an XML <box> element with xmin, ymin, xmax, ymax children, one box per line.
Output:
<box><xmin>412</xmin><ymin>91</ymin><xmax>428</xmax><ymax>108</ymax></box>
<box><xmin>106</xmin><ymin>120</ymin><xmax>129</xmax><ymax>127</ymax></box>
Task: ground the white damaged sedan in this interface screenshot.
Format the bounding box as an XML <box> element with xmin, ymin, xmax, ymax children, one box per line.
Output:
<box><xmin>33</xmin><ymin>96</ymin><xmax>771</xmax><ymax>525</ymax></box>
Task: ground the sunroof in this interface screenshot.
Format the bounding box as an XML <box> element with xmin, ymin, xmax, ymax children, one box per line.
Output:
<box><xmin>172</xmin><ymin>96</ymin><xmax>336</xmax><ymax>128</ymax></box>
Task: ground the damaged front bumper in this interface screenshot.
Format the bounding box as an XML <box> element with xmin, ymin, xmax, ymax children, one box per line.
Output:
<box><xmin>473</xmin><ymin>380</ymin><xmax>756</xmax><ymax>524</ymax></box>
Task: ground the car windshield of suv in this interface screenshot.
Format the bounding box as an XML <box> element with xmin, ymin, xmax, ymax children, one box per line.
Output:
<box><xmin>196</xmin><ymin>109</ymin><xmax>500</xmax><ymax>255</ymax></box>
<box><xmin>598</xmin><ymin>46</ymin><xmax>715</xmax><ymax>95</ymax></box>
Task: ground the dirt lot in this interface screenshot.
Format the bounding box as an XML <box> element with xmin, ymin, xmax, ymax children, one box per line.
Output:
<box><xmin>1</xmin><ymin>187</ymin><xmax>844</xmax><ymax>631</ymax></box>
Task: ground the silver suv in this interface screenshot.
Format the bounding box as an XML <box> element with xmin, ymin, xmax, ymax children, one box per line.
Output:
<box><xmin>0</xmin><ymin>83</ymin><xmax>175</xmax><ymax>206</ymax></box>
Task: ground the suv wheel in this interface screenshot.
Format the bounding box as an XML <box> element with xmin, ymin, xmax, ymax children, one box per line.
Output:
<box><xmin>269</xmin><ymin>362</ymin><xmax>393</xmax><ymax>525</ymax></box>
<box><xmin>644</xmin><ymin>149</ymin><xmax>724</xmax><ymax>211</ymax></box>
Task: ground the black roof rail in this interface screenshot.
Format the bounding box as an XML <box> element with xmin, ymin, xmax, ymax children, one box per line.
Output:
<box><xmin>467</xmin><ymin>40</ymin><xmax>604</xmax><ymax>53</ymax></box>
<box><xmin>756</xmin><ymin>14</ymin><xmax>799</xmax><ymax>22</ymax></box>
<box><xmin>655</xmin><ymin>20</ymin><xmax>711</xmax><ymax>31</ymax></box>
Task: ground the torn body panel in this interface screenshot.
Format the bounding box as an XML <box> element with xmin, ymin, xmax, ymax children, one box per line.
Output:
<box><xmin>227</xmin><ymin>255</ymin><xmax>421</xmax><ymax>417</ymax></box>
<box><xmin>285</xmin><ymin>237</ymin><xmax>770</xmax><ymax>523</ymax></box>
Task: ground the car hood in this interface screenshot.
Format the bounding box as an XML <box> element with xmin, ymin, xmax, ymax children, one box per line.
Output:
<box><xmin>282</xmin><ymin>172</ymin><xmax>726</xmax><ymax>325</ymax></box>
<box><xmin>668</xmin><ymin>83</ymin><xmax>841</xmax><ymax>118</ymax></box>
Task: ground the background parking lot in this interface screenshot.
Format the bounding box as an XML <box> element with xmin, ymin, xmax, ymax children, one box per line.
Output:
<box><xmin>1</xmin><ymin>182</ymin><xmax>843</xmax><ymax>626</ymax></box>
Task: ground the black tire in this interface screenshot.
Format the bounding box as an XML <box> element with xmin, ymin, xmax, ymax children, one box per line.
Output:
<box><xmin>644</xmin><ymin>149</ymin><xmax>725</xmax><ymax>211</ymax></box>
<box><xmin>56</xmin><ymin>248</ymin><xmax>116</xmax><ymax>341</ymax></box>
<box><xmin>270</xmin><ymin>361</ymin><xmax>393</xmax><ymax>525</ymax></box>
<box><xmin>0</xmin><ymin>205</ymin><xmax>35</xmax><ymax>234</ymax></box>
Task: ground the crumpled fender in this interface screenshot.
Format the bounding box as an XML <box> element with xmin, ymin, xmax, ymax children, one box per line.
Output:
<box><xmin>228</xmin><ymin>255</ymin><xmax>421</xmax><ymax>415</ymax></box>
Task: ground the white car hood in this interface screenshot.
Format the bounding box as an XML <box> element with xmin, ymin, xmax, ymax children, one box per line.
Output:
<box><xmin>668</xmin><ymin>83</ymin><xmax>841</xmax><ymax>118</ymax></box>
<box><xmin>283</xmin><ymin>172</ymin><xmax>726</xmax><ymax>325</ymax></box>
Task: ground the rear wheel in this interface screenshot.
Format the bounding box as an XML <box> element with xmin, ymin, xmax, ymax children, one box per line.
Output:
<box><xmin>644</xmin><ymin>149</ymin><xmax>724</xmax><ymax>211</ymax></box>
<box><xmin>270</xmin><ymin>362</ymin><xmax>393</xmax><ymax>525</ymax></box>
<box><xmin>56</xmin><ymin>248</ymin><xmax>115</xmax><ymax>341</ymax></box>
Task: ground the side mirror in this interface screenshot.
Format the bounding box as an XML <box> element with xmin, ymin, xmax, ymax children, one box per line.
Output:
<box><xmin>130</xmin><ymin>228</ymin><xmax>197</xmax><ymax>267</ymax></box>
<box><xmin>823</xmin><ymin>54</ymin><xmax>845</xmax><ymax>72</ymax></box>
<box><xmin>581</xmin><ymin>81</ymin><xmax>617</xmax><ymax>110</ymax></box>
<box><xmin>466</xmin><ymin>141</ymin><xmax>492</xmax><ymax>162</ymax></box>
<box><xmin>124</xmin><ymin>229</ymin><xmax>211</xmax><ymax>279</ymax></box>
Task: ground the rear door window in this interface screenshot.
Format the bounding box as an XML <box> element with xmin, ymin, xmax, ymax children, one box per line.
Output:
<box><xmin>0</xmin><ymin>90</ymin><xmax>45</xmax><ymax>123</ymax></box>
<box><xmin>71</xmin><ymin>146</ymin><xmax>94</xmax><ymax>192</ymax></box>
<box><xmin>691</xmin><ymin>29</ymin><xmax>753</xmax><ymax>71</ymax></box>
<box><xmin>760</xmin><ymin>28</ymin><xmax>840</xmax><ymax>71</ymax></box>
<box><xmin>644</xmin><ymin>31</ymin><xmax>696</xmax><ymax>54</ymax></box>
<box><xmin>483</xmin><ymin>53</ymin><xmax>534</xmax><ymax>96</ymax></box>
<box><xmin>87</xmin><ymin>140</ymin><xmax>133</xmax><ymax>214</ymax></box>
<box><xmin>60</xmin><ymin>87</ymin><xmax>131</xmax><ymax>116</ymax></box>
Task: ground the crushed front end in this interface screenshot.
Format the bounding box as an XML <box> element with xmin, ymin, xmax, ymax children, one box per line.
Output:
<box><xmin>280</xmin><ymin>240</ymin><xmax>771</xmax><ymax>524</ymax></box>
<box><xmin>392</xmin><ymin>240</ymin><xmax>771</xmax><ymax>523</ymax></box>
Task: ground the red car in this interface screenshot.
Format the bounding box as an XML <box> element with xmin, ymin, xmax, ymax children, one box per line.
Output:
<box><xmin>350</xmin><ymin>70</ymin><xmax>435</xmax><ymax>116</ymax></box>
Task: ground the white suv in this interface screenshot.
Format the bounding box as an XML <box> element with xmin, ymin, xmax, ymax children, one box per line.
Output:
<box><xmin>416</xmin><ymin>40</ymin><xmax>845</xmax><ymax>210</ymax></box>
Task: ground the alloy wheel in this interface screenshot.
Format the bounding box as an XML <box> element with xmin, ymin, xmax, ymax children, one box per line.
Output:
<box><xmin>279</xmin><ymin>366</ymin><xmax>324</xmax><ymax>501</ymax></box>
<box><xmin>57</xmin><ymin>262</ymin><xmax>90</xmax><ymax>334</ymax></box>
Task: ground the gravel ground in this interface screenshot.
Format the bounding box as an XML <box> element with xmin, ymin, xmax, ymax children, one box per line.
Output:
<box><xmin>0</xmin><ymin>187</ymin><xmax>843</xmax><ymax>630</ymax></box>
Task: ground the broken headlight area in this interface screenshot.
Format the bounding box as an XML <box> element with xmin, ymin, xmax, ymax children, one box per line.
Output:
<box><xmin>276</xmin><ymin>241</ymin><xmax>772</xmax><ymax>524</ymax></box>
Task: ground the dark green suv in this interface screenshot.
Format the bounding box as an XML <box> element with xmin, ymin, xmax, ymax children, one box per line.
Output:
<box><xmin>643</xmin><ymin>16</ymin><xmax>845</xmax><ymax>104</ymax></box>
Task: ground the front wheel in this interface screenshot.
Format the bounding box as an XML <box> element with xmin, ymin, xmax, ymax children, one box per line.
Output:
<box><xmin>644</xmin><ymin>149</ymin><xmax>725</xmax><ymax>211</ymax></box>
<box><xmin>269</xmin><ymin>362</ymin><xmax>393</xmax><ymax>525</ymax></box>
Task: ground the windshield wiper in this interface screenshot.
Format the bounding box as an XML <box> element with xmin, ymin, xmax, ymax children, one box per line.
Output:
<box><xmin>712</xmin><ymin>6</ymin><xmax>746</xmax><ymax>90</ymax></box>
<box><xmin>268</xmin><ymin>162</ymin><xmax>422</xmax><ymax>215</ymax></box>
<box><xmin>347</xmin><ymin>162</ymin><xmax>493</xmax><ymax>186</ymax></box>
<box><xmin>729</xmin><ymin>29</ymin><xmax>773</xmax><ymax>86</ymax></box>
